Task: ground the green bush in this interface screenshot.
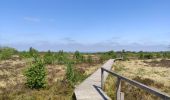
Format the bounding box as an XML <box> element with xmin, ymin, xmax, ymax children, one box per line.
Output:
<box><xmin>99</xmin><ymin>51</ymin><xmax>116</xmax><ymax>63</ymax></box>
<box><xmin>87</xmin><ymin>55</ymin><xmax>93</xmax><ymax>64</ymax></box>
<box><xmin>138</xmin><ymin>52</ymin><xmax>154</xmax><ymax>59</ymax></box>
<box><xmin>29</xmin><ymin>47</ymin><xmax>38</xmax><ymax>57</ymax></box>
<box><xmin>155</xmin><ymin>53</ymin><xmax>162</xmax><ymax>58</ymax></box>
<box><xmin>65</xmin><ymin>62</ymin><xmax>86</xmax><ymax>85</ymax></box>
<box><xmin>19</xmin><ymin>51</ymin><xmax>32</xmax><ymax>58</ymax></box>
<box><xmin>0</xmin><ymin>47</ymin><xmax>17</xmax><ymax>60</ymax></box>
<box><xmin>44</xmin><ymin>50</ymin><xmax>55</xmax><ymax>64</ymax></box>
<box><xmin>54</xmin><ymin>50</ymin><xmax>69</xmax><ymax>64</ymax></box>
<box><xmin>66</xmin><ymin>63</ymin><xmax>74</xmax><ymax>84</ymax></box>
<box><xmin>121</xmin><ymin>50</ymin><xmax>128</xmax><ymax>61</ymax></box>
<box><xmin>108</xmin><ymin>51</ymin><xmax>116</xmax><ymax>58</ymax></box>
<box><xmin>163</xmin><ymin>52</ymin><xmax>170</xmax><ymax>58</ymax></box>
<box><xmin>73</xmin><ymin>51</ymin><xmax>85</xmax><ymax>63</ymax></box>
<box><xmin>19</xmin><ymin>47</ymin><xmax>38</xmax><ymax>59</ymax></box>
<box><xmin>57</xmin><ymin>55</ymin><xmax>65</xmax><ymax>64</ymax></box>
<box><xmin>24</xmin><ymin>56</ymin><xmax>47</xmax><ymax>89</ymax></box>
<box><xmin>138</xmin><ymin>51</ymin><xmax>144</xmax><ymax>59</ymax></box>
<box><xmin>143</xmin><ymin>53</ymin><xmax>153</xmax><ymax>59</ymax></box>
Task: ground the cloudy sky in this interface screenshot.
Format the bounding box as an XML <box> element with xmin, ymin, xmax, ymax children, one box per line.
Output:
<box><xmin>0</xmin><ymin>0</ymin><xmax>170</xmax><ymax>52</ymax></box>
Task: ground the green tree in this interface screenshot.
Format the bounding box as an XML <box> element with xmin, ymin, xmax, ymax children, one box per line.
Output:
<box><xmin>120</xmin><ymin>49</ymin><xmax>128</xmax><ymax>61</ymax></box>
<box><xmin>66</xmin><ymin>63</ymin><xmax>74</xmax><ymax>84</ymax></box>
<box><xmin>74</xmin><ymin>51</ymin><xmax>81</xmax><ymax>59</ymax></box>
<box><xmin>73</xmin><ymin>51</ymin><xmax>84</xmax><ymax>63</ymax></box>
<box><xmin>29</xmin><ymin>47</ymin><xmax>38</xmax><ymax>57</ymax></box>
<box><xmin>24</xmin><ymin>56</ymin><xmax>46</xmax><ymax>89</ymax></box>
<box><xmin>65</xmin><ymin>62</ymin><xmax>86</xmax><ymax>86</ymax></box>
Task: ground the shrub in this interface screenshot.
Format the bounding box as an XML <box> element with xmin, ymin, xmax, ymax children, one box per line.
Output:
<box><xmin>57</xmin><ymin>56</ymin><xmax>65</xmax><ymax>64</ymax></box>
<box><xmin>29</xmin><ymin>47</ymin><xmax>38</xmax><ymax>57</ymax></box>
<box><xmin>65</xmin><ymin>63</ymin><xmax>86</xmax><ymax>85</ymax></box>
<box><xmin>87</xmin><ymin>55</ymin><xmax>93</xmax><ymax>64</ymax></box>
<box><xmin>54</xmin><ymin>50</ymin><xmax>68</xmax><ymax>64</ymax></box>
<box><xmin>66</xmin><ymin>63</ymin><xmax>74</xmax><ymax>84</ymax></box>
<box><xmin>0</xmin><ymin>47</ymin><xmax>17</xmax><ymax>60</ymax></box>
<box><xmin>108</xmin><ymin>51</ymin><xmax>116</xmax><ymax>58</ymax></box>
<box><xmin>19</xmin><ymin>47</ymin><xmax>38</xmax><ymax>59</ymax></box>
<box><xmin>99</xmin><ymin>54</ymin><xmax>107</xmax><ymax>63</ymax></box>
<box><xmin>74</xmin><ymin>51</ymin><xmax>81</xmax><ymax>59</ymax></box>
<box><xmin>155</xmin><ymin>53</ymin><xmax>162</xmax><ymax>58</ymax></box>
<box><xmin>143</xmin><ymin>53</ymin><xmax>153</xmax><ymax>59</ymax></box>
<box><xmin>163</xmin><ymin>52</ymin><xmax>170</xmax><ymax>58</ymax></box>
<box><xmin>73</xmin><ymin>51</ymin><xmax>85</xmax><ymax>63</ymax></box>
<box><xmin>138</xmin><ymin>51</ymin><xmax>144</xmax><ymax>59</ymax></box>
<box><xmin>24</xmin><ymin>56</ymin><xmax>46</xmax><ymax>89</ymax></box>
<box><xmin>19</xmin><ymin>51</ymin><xmax>32</xmax><ymax>58</ymax></box>
<box><xmin>99</xmin><ymin>51</ymin><xmax>116</xmax><ymax>63</ymax></box>
<box><xmin>73</xmin><ymin>69</ymin><xmax>86</xmax><ymax>83</ymax></box>
<box><xmin>44</xmin><ymin>50</ymin><xmax>55</xmax><ymax>64</ymax></box>
<box><xmin>121</xmin><ymin>50</ymin><xmax>128</xmax><ymax>61</ymax></box>
<box><xmin>138</xmin><ymin>52</ymin><xmax>154</xmax><ymax>59</ymax></box>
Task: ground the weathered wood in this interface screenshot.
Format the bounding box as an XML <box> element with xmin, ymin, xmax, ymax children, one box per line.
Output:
<box><xmin>74</xmin><ymin>59</ymin><xmax>115</xmax><ymax>100</ymax></box>
<box><xmin>116</xmin><ymin>78</ymin><xmax>121</xmax><ymax>100</ymax></box>
<box><xmin>101</xmin><ymin>68</ymin><xmax>104</xmax><ymax>90</ymax></box>
<box><xmin>120</xmin><ymin>92</ymin><xmax>124</xmax><ymax>100</ymax></box>
<box><xmin>101</xmin><ymin>68</ymin><xmax>170</xmax><ymax>100</ymax></box>
<box><xmin>115</xmin><ymin>78</ymin><xmax>124</xmax><ymax>100</ymax></box>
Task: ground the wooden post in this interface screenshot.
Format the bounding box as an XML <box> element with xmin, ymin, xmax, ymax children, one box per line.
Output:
<box><xmin>120</xmin><ymin>92</ymin><xmax>124</xmax><ymax>100</ymax></box>
<box><xmin>101</xmin><ymin>68</ymin><xmax>104</xmax><ymax>90</ymax></box>
<box><xmin>116</xmin><ymin>77</ymin><xmax>121</xmax><ymax>100</ymax></box>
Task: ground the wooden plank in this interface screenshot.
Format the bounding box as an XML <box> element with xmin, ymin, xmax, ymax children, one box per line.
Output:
<box><xmin>120</xmin><ymin>92</ymin><xmax>124</xmax><ymax>100</ymax></box>
<box><xmin>74</xmin><ymin>59</ymin><xmax>115</xmax><ymax>100</ymax></box>
<box><xmin>116</xmin><ymin>78</ymin><xmax>121</xmax><ymax>100</ymax></box>
<box><xmin>101</xmin><ymin>68</ymin><xmax>104</xmax><ymax>90</ymax></box>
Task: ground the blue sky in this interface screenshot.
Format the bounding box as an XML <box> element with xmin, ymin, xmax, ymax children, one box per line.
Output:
<box><xmin>0</xmin><ymin>0</ymin><xmax>170</xmax><ymax>51</ymax></box>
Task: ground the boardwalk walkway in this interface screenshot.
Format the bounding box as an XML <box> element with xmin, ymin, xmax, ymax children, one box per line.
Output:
<box><xmin>74</xmin><ymin>59</ymin><xmax>115</xmax><ymax>100</ymax></box>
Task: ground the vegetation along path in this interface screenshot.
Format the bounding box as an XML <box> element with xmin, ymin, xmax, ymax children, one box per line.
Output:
<box><xmin>74</xmin><ymin>59</ymin><xmax>115</xmax><ymax>100</ymax></box>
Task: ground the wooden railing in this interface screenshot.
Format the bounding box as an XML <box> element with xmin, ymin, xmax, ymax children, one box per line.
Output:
<box><xmin>101</xmin><ymin>67</ymin><xmax>170</xmax><ymax>100</ymax></box>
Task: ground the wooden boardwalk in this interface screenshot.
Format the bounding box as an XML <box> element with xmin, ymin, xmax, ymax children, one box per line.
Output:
<box><xmin>74</xmin><ymin>59</ymin><xmax>115</xmax><ymax>100</ymax></box>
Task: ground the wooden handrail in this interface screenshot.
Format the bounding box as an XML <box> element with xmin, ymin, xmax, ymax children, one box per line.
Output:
<box><xmin>101</xmin><ymin>67</ymin><xmax>170</xmax><ymax>100</ymax></box>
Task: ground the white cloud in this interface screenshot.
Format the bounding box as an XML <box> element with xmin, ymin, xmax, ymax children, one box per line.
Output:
<box><xmin>2</xmin><ymin>41</ymin><xmax>169</xmax><ymax>52</ymax></box>
<box><xmin>24</xmin><ymin>17</ymin><xmax>40</xmax><ymax>22</ymax></box>
<box><xmin>61</xmin><ymin>37</ymin><xmax>76</xmax><ymax>43</ymax></box>
<box><xmin>1</xmin><ymin>37</ymin><xmax>169</xmax><ymax>52</ymax></box>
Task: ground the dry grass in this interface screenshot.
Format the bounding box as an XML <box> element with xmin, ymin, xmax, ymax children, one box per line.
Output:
<box><xmin>75</xmin><ymin>63</ymin><xmax>101</xmax><ymax>76</ymax></box>
<box><xmin>104</xmin><ymin>59</ymin><xmax>170</xmax><ymax>100</ymax></box>
<box><xmin>0</xmin><ymin>59</ymin><xmax>28</xmax><ymax>92</ymax></box>
<box><xmin>0</xmin><ymin>81</ymin><xmax>74</xmax><ymax>100</ymax></box>
<box><xmin>0</xmin><ymin>56</ymin><xmax>101</xmax><ymax>100</ymax></box>
<box><xmin>117</xmin><ymin>59</ymin><xmax>170</xmax><ymax>88</ymax></box>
